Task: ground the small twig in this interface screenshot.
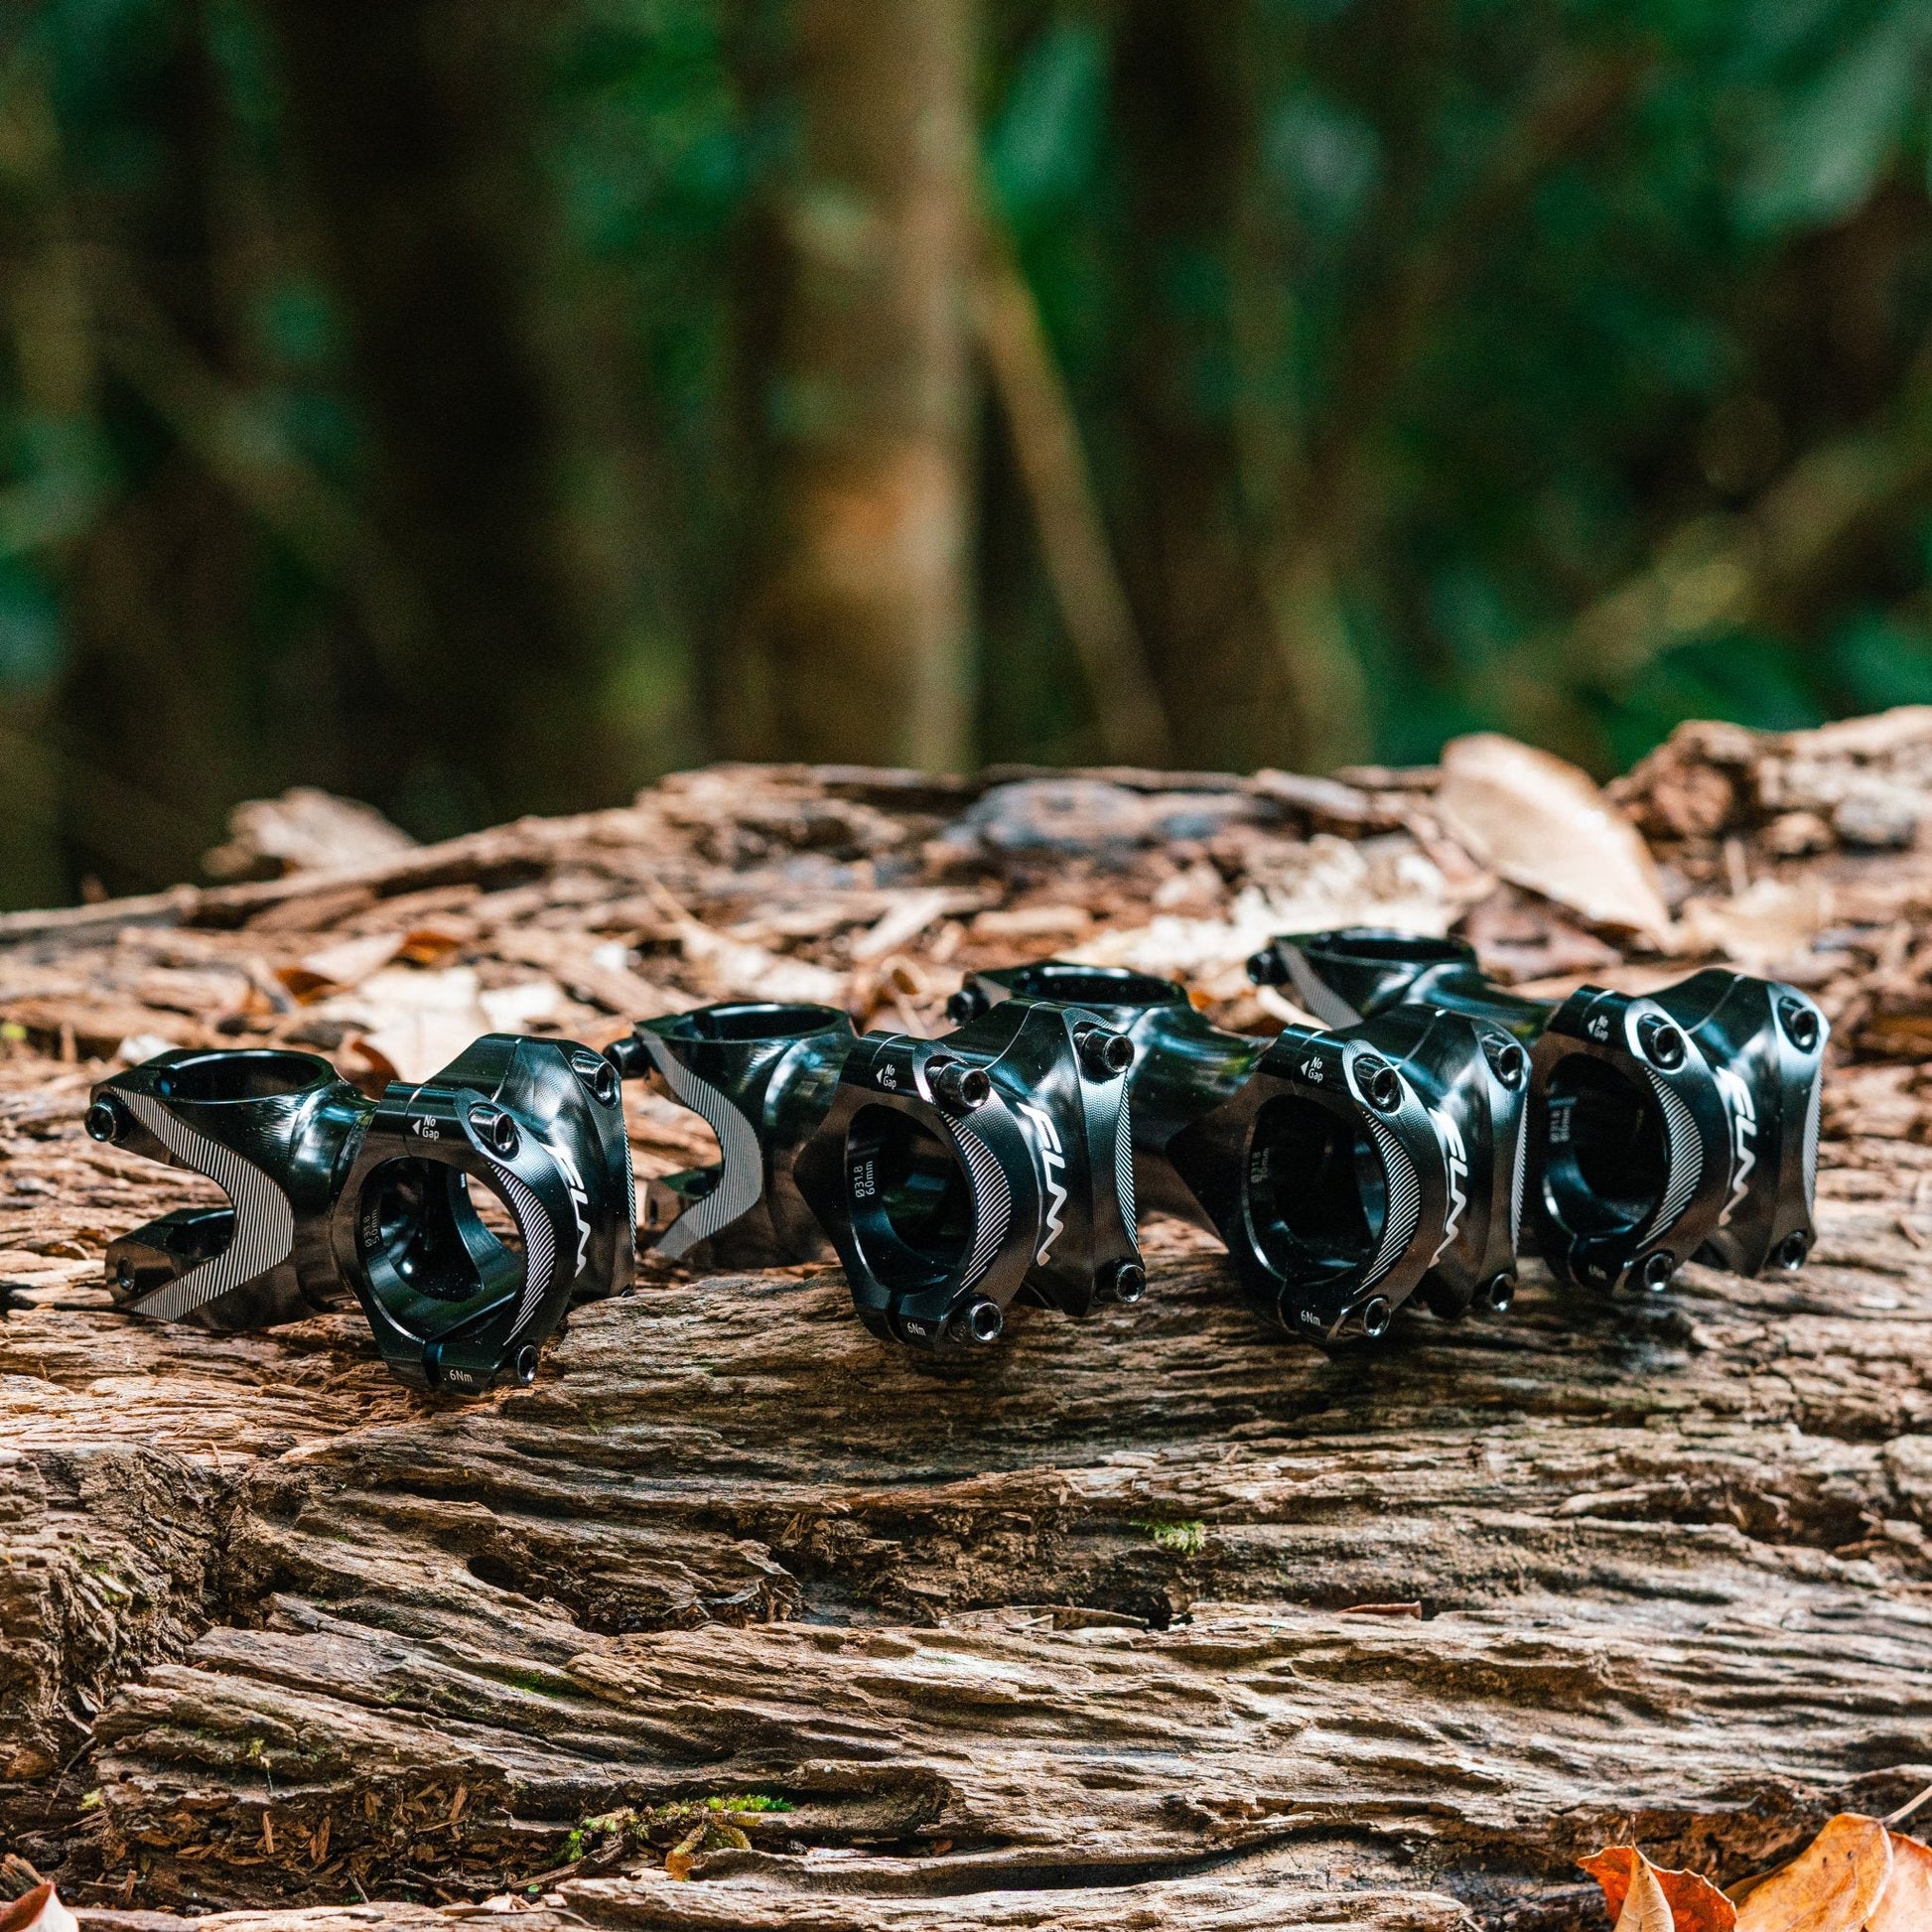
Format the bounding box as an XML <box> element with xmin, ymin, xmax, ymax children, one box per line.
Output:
<box><xmin>1886</xmin><ymin>1781</ymin><xmax>1932</xmax><ymax>1829</ymax></box>
<box><xmin>512</xmin><ymin>1855</ymin><xmax>585</xmax><ymax>1890</ymax></box>
<box><xmin>39</xmin><ymin>1736</ymin><xmax>96</xmax><ymax>1823</ymax></box>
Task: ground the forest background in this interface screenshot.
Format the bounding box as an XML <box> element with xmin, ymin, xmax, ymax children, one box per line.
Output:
<box><xmin>2</xmin><ymin>0</ymin><xmax>1931</xmax><ymax>908</ymax></box>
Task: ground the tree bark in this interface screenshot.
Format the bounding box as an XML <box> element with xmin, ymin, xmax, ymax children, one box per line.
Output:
<box><xmin>738</xmin><ymin>0</ymin><xmax>976</xmax><ymax>771</ymax></box>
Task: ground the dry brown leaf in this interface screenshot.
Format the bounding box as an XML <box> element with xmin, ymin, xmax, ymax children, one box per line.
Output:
<box><xmin>312</xmin><ymin>963</ymin><xmax>563</xmax><ymax>1083</ymax></box>
<box><xmin>1438</xmin><ymin>733</ymin><xmax>1675</xmax><ymax>946</ymax></box>
<box><xmin>1620</xmin><ymin>1858</ymin><xmax>1679</xmax><ymax>1932</ymax></box>
<box><xmin>478</xmin><ymin>981</ymin><xmax>564</xmax><ymax>1034</ymax></box>
<box><xmin>1674</xmin><ymin>877</ymin><xmax>1833</xmax><ymax>973</ymax></box>
<box><xmin>204</xmin><ymin>785</ymin><xmax>416</xmax><ymax>881</ymax></box>
<box><xmin>0</xmin><ymin>1883</ymin><xmax>76</xmax><ymax>1932</ymax></box>
<box><xmin>114</xmin><ymin>1030</ymin><xmax>183</xmax><ymax>1065</ymax></box>
<box><xmin>1583</xmin><ymin>1846</ymin><xmax>1735</xmax><ymax>1932</ymax></box>
<box><xmin>1735</xmin><ymin>1815</ymin><xmax>1891</xmax><ymax>1931</ymax></box>
<box><xmin>277</xmin><ymin>931</ymin><xmax>406</xmax><ymax>1002</ymax></box>
<box><xmin>341</xmin><ymin>966</ymin><xmax>495</xmax><ymax>1084</ymax></box>
<box><xmin>396</xmin><ymin>921</ymin><xmax>472</xmax><ymax>967</ymax></box>
<box><xmin>1869</xmin><ymin>1831</ymin><xmax>1932</xmax><ymax>1930</ymax></box>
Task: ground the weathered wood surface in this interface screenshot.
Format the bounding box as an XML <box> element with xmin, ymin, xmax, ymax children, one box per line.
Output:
<box><xmin>5</xmin><ymin>724</ymin><xmax>1932</xmax><ymax>1930</ymax></box>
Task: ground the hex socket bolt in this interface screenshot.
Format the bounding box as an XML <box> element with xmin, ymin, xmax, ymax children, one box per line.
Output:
<box><xmin>929</xmin><ymin>1056</ymin><xmax>992</xmax><ymax>1113</ymax></box>
<box><xmin>1074</xmin><ymin>1024</ymin><xmax>1134</xmax><ymax>1078</ymax></box>
<box><xmin>1251</xmin><ymin>929</ymin><xmax>1829</xmax><ymax>1290</ymax></box>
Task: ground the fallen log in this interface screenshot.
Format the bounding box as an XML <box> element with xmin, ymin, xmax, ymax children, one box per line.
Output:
<box><xmin>1</xmin><ymin>729</ymin><xmax>1930</xmax><ymax>1930</ymax></box>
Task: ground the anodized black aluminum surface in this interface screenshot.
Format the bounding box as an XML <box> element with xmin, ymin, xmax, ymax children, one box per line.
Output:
<box><xmin>1250</xmin><ymin>929</ymin><xmax>1828</xmax><ymax>1291</ymax></box>
<box><xmin>89</xmin><ymin>1035</ymin><xmax>633</xmax><ymax>1392</ymax></box>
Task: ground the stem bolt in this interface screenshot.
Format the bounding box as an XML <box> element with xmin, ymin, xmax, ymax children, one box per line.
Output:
<box><xmin>1075</xmin><ymin>1025</ymin><xmax>1133</xmax><ymax>1078</ymax></box>
<box><xmin>948</xmin><ymin>1298</ymin><xmax>1005</xmax><ymax>1346</ymax></box>
<box><xmin>1637</xmin><ymin>1017</ymin><xmax>1687</xmax><ymax>1069</ymax></box>
<box><xmin>928</xmin><ymin>1057</ymin><xmax>990</xmax><ymax>1112</ymax></box>
<box><xmin>1355</xmin><ymin>1055</ymin><xmax>1402</xmax><ymax>1112</ymax></box>
<box><xmin>1638</xmin><ymin>1250</ymin><xmax>1677</xmax><ymax>1292</ymax></box>
<box><xmin>1777</xmin><ymin>1000</ymin><xmax>1822</xmax><ymax>1051</ymax></box>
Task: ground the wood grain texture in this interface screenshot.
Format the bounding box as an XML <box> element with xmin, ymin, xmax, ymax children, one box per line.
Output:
<box><xmin>3</xmin><ymin>729</ymin><xmax>1931</xmax><ymax>1930</ymax></box>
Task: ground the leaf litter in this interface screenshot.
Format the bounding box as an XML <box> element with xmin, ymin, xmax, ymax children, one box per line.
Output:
<box><xmin>1581</xmin><ymin>1792</ymin><xmax>1932</xmax><ymax>1931</ymax></box>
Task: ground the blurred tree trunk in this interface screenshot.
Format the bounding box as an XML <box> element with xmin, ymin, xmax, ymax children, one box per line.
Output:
<box><xmin>47</xmin><ymin>0</ymin><xmax>262</xmax><ymax>897</ymax></box>
<box><xmin>263</xmin><ymin>0</ymin><xmax>692</xmax><ymax>831</ymax></box>
<box><xmin>1108</xmin><ymin>0</ymin><xmax>1289</xmax><ymax>774</ymax></box>
<box><xmin>0</xmin><ymin>38</ymin><xmax>82</xmax><ymax>907</ymax></box>
<box><xmin>736</xmin><ymin>0</ymin><xmax>976</xmax><ymax>771</ymax></box>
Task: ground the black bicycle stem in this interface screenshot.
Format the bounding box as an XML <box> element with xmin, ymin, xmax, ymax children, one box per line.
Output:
<box><xmin>88</xmin><ymin>1036</ymin><xmax>633</xmax><ymax>1392</ymax></box>
<box><xmin>608</xmin><ymin>1002</ymin><xmax>855</xmax><ymax>1268</ymax></box>
<box><xmin>947</xmin><ymin>961</ymin><xmax>1265</xmax><ymax>1228</ymax></box>
<box><xmin>950</xmin><ymin>959</ymin><xmax>1526</xmax><ymax>1339</ymax></box>
<box><xmin>1249</xmin><ymin>929</ymin><xmax>1828</xmax><ymax>1291</ymax></box>
<box><xmin>791</xmin><ymin>998</ymin><xmax>1143</xmax><ymax>1353</ymax></box>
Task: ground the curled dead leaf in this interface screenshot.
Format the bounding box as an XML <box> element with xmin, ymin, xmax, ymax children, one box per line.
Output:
<box><xmin>1580</xmin><ymin>1819</ymin><xmax>1932</xmax><ymax>1932</ymax></box>
<box><xmin>344</xmin><ymin>967</ymin><xmax>495</xmax><ymax>1085</ymax></box>
<box><xmin>1621</xmin><ymin>1858</ymin><xmax>1680</xmax><ymax>1932</ymax></box>
<box><xmin>203</xmin><ymin>785</ymin><xmax>416</xmax><ymax>882</ymax></box>
<box><xmin>1674</xmin><ymin>877</ymin><xmax>1832</xmax><ymax>974</ymax></box>
<box><xmin>1869</xmin><ymin>1831</ymin><xmax>1932</xmax><ymax>1931</ymax></box>
<box><xmin>114</xmin><ymin>1031</ymin><xmax>182</xmax><ymax>1066</ymax></box>
<box><xmin>479</xmin><ymin>981</ymin><xmax>564</xmax><ymax>1034</ymax></box>
<box><xmin>1734</xmin><ymin>1815</ymin><xmax>1891</xmax><ymax>1930</ymax></box>
<box><xmin>0</xmin><ymin>1883</ymin><xmax>76</xmax><ymax>1932</ymax></box>
<box><xmin>397</xmin><ymin>920</ymin><xmax>472</xmax><ymax>967</ymax></box>
<box><xmin>1582</xmin><ymin>1846</ymin><xmax>1735</xmax><ymax>1932</ymax></box>
<box><xmin>1438</xmin><ymin>734</ymin><xmax>1675</xmax><ymax>947</ymax></box>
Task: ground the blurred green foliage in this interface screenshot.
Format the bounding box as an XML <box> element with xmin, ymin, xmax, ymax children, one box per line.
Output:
<box><xmin>2</xmin><ymin>0</ymin><xmax>1932</xmax><ymax>903</ymax></box>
